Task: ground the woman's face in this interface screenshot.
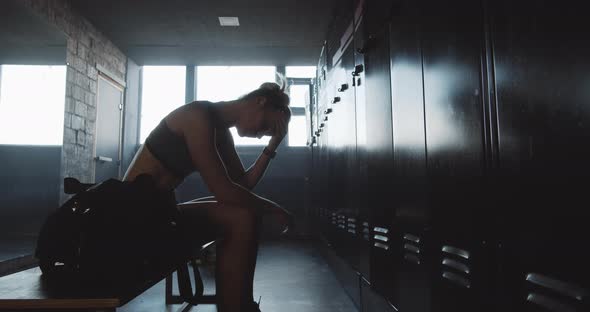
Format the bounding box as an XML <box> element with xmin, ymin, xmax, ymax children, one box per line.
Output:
<box><xmin>236</xmin><ymin>98</ymin><xmax>278</xmax><ymax>138</ymax></box>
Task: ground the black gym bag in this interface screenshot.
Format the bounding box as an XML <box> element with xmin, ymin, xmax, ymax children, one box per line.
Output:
<box><xmin>34</xmin><ymin>174</ymin><xmax>201</xmax><ymax>302</ymax></box>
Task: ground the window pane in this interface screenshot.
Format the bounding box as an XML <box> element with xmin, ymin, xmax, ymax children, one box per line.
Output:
<box><xmin>197</xmin><ymin>66</ymin><xmax>276</xmax><ymax>145</ymax></box>
<box><xmin>288</xmin><ymin>115</ymin><xmax>307</xmax><ymax>147</ymax></box>
<box><xmin>140</xmin><ymin>66</ymin><xmax>186</xmax><ymax>143</ymax></box>
<box><xmin>286</xmin><ymin>66</ymin><xmax>316</xmax><ymax>78</ymax></box>
<box><xmin>0</xmin><ymin>65</ymin><xmax>66</xmax><ymax>145</ymax></box>
<box><xmin>289</xmin><ymin>85</ymin><xmax>310</xmax><ymax>108</ymax></box>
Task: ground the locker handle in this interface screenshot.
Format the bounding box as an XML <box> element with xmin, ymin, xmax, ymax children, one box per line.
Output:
<box><xmin>356</xmin><ymin>36</ymin><xmax>374</xmax><ymax>54</ymax></box>
<box><xmin>324</xmin><ymin>108</ymin><xmax>333</xmax><ymax>114</ymax></box>
<box><xmin>324</xmin><ymin>116</ymin><xmax>328</xmax><ymax>121</ymax></box>
<box><xmin>95</xmin><ymin>156</ymin><xmax>113</xmax><ymax>163</ymax></box>
<box><xmin>331</xmin><ymin>97</ymin><xmax>341</xmax><ymax>104</ymax></box>
<box><xmin>352</xmin><ymin>64</ymin><xmax>364</xmax><ymax>76</ymax></box>
<box><xmin>338</xmin><ymin>84</ymin><xmax>348</xmax><ymax>92</ymax></box>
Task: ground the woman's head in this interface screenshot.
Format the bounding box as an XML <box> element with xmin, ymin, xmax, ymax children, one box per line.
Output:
<box><xmin>236</xmin><ymin>77</ymin><xmax>291</xmax><ymax>138</ymax></box>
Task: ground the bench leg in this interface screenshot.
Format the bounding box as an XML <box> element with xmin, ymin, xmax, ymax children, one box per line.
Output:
<box><xmin>165</xmin><ymin>273</ymin><xmax>184</xmax><ymax>305</ymax></box>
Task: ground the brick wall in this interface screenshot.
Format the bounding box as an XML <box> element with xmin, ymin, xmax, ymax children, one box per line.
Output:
<box><xmin>21</xmin><ymin>0</ymin><xmax>128</xmax><ymax>203</ymax></box>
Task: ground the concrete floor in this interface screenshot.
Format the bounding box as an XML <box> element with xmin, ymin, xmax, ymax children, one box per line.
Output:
<box><xmin>120</xmin><ymin>238</ymin><xmax>358</xmax><ymax>312</ymax></box>
<box><xmin>0</xmin><ymin>235</ymin><xmax>36</xmax><ymax>262</ymax></box>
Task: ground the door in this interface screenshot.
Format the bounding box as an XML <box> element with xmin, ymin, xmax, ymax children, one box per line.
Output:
<box><xmin>94</xmin><ymin>74</ymin><xmax>124</xmax><ymax>183</ymax></box>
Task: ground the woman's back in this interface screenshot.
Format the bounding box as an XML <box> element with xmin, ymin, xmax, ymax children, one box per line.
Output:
<box><xmin>123</xmin><ymin>101</ymin><xmax>210</xmax><ymax>190</ymax></box>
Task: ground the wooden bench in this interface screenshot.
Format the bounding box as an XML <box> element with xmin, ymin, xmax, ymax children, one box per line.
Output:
<box><xmin>0</xmin><ymin>241</ymin><xmax>217</xmax><ymax>312</ymax></box>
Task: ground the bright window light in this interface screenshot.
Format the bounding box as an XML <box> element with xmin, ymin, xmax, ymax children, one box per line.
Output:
<box><xmin>289</xmin><ymin>85</ymin><xmax>310</xmax><ymax>108</ymax></box>
<box><xmin>140</xmin><ymin>66</ymin><xmax>186</xmax><ymax>143</ymax></box>
<box><xmin>197</xmin><ymin>66</ymin><xmax>276</xmax><ymax>145</ymax></box>
<box><xmin>288</xmin><ymin>115</ymin><xmax>307</xmax><ymax>147</ymax></box>
<box><xmin>286</xmin><ymin>66</ymin><xmax>316</xmax><ymax>78</ymax></box>
<box><xmin>0</xmin><ymin>65</ymin><xmax>66</xmax><ymax>145</ymax></box>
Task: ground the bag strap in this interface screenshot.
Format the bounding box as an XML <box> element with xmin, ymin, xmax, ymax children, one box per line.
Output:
<box><xmin>176</xmin><ymin>258</ymin><xmax>204</xmax><ymax>305</ymax></box>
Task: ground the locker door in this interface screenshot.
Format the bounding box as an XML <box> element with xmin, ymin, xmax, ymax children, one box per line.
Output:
<box><xmin>363</xmin><ymin>21</ymin><xmax>395</xmax><ymax>298</ymax></box>
<box><xmin>330</xmin><ymin>42</ymin><xmax>360</xmax><ymax>272</ymax></box>
<box><xmin>388</xmin><ymin>0</ymin><xmax>430</xmax><ymax>310</ymax></box>
<box><xmin>353</xmin><ymin>15</ymin><xmax>372</xmax><ymax>282</ymax></box>
<box><xmin>420</xmin><ymin>0</ymin><xmax>493</xmax><ymax>311</ymax></box>
<box><xmin>492</xmin><ymin>1</ymin><xmax>590</xmax><ymax>311</ymax></box>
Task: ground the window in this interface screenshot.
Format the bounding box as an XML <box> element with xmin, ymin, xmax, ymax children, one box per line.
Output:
<box><xmin>288</xmin><ymin>115</ymin><xmax>307</xmax><ymax>147</ymax></box>
<box><xmin>285</xmin><ymin>66</ymin><xmax>315</xmax><ymax>146</ymax></box>
<box><xmin>0</xmin><ymin>65</ymin><xmax>66</xmax><ymax>145</ymax></box>
<box><xmin>289</xmin><ymin>85</ymin><xmax>310</xmax><ymax>108</ymax></box>
<box><xmin>140</xmin><ymin>66</ymin><xmax>186</xmax><ymax>143</ymax></box>
<box><xmin>286</xmin><ymin>66</ymin><xmax>316</xmax><ymax>78</ymax></box>
<box><xmin>196</xmin><ymin>66</ymin><xmax>276</xmax><ymax>145</ymax></box>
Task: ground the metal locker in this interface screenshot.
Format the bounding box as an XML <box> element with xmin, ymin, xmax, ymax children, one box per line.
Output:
<box><xmin>491</xmin><ymin>0</ymin><xmax>590</xmax><ymax>311</ymax></box>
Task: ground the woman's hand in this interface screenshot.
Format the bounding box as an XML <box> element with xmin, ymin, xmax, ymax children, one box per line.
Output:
<box><xmin>267</xmin><ymin>114</ymin><xmax>288</xmax><ymax>151</ymax></box>
<box><xmin>272</xmin><ymin>206</ymin><xmax>295</xmax><ymax>235</ymax></box>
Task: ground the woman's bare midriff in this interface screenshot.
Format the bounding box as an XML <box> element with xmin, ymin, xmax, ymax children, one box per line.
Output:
<box><xmin>123</xmin><ymin>144</ymin><xmax>185</xmax><ymax>191</ymax></box>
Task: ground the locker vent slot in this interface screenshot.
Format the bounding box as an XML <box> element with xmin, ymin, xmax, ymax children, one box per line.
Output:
<box><xmin>442</xmin><ymin>258</ymin><xmax>470</xmax><ymax>274</ymax></box>
<box><xmin>403</xmin><ymin>233</ymin><xmax>420</xmax><ymax>243</ymax></box>
<box><xmin>348</xmin><ymin>229</ymin><xmax>356</xmax><ymax>235</ymax></box>
<box><xmin>442</xmin><ymin>271</ymin><xmax>471</xmax><ymax>289</ymax></box>
<box><xmin>363</xmin><ymin>222</ymin><xmax>369</xmax><ymax>227</ymax></box>
<box><xmin>374</xmin><ymin>234</ymin><xmax>389</xmax><ymax>242</ymax></box>
<box><xmin>404</xmin><ymin>253</ymin><xmax>421</xmax><ymax>265</ymax></box>
<box><xmin>374</xmin><ymin>227</ymin><xmax>389</xmax><ymax>234</ymax></box>
<box><xmin>526</xmin><ymin>273</ymin><xmax>587</xmax><ymax>301</ymax></box>
<box><xmin>374</xmin><ymin>242</ymin><xmax>389</xmax><ymax>250</ymax></box>
<box><xmin>526</xmin><ymin>293</ymin><xmax>576</xmax><ymax>312</ymax></box>
<box><xmin>348</xmin><ymin>223</ymin><xmax>357</xmax><ymax>229</ymax></box>
<box><xmin>442</xmin><ymin>245</ymin><xmax>470</xmax><ymax>259</ymax></box>
<box><xmin>348</xmin><ymin>218</ymin><xmax>356</xmax><ymax>222</ymax></box>
<box><xmin>362</xmin><ymin>228</ymin><xmax>370</xmax><ymax>234</ymax></box>
<box><xmin>404</xmin><ymin>243</ymin><xmax>421</xmax><ymax>254</ymax></box>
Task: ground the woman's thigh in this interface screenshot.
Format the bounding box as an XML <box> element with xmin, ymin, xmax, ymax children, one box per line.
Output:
<box><xmin>177</xmin><ymin>200</ymin><xmax>258</xmax><ymax>243</ymax></box>
<box><xmin>177</xmin><ymin>201</ymin><xmax>222</xmax><ymax>244</ymax></box>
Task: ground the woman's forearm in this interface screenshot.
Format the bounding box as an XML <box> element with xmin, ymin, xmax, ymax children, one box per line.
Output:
<box><xmin>240</xmin><ymin>148</ymin><xmax>274</xmax><ymax>189</ymax></box>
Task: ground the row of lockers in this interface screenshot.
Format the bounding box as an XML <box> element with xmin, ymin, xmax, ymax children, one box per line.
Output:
<box><xmin>308</xmin><ymin>0</ymin><xmax>590</xmax><ymax>311</ymax></box>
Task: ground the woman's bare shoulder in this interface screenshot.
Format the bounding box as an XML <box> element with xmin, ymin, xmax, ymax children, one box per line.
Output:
<box><xmin>166</xmin><ymin>101</ymin><xmax>213</xmax><ymax>132</ymax></box>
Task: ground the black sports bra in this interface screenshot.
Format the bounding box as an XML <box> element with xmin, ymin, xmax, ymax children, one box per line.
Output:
<box><xmin>144</xmin><ymin>119</ymin><xmax>194</xmax><ymax>179</ymax></box>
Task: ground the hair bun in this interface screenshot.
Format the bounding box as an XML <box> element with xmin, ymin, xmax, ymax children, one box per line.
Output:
<box><xmin>259</xmin><ymin>72</ymin><xmax>287</xmax><ymax>92</ymax></box>
<box><xmin>259</xmin><ymin>82</ymin><xmax>281</xmax><ymax>91</ymax></box>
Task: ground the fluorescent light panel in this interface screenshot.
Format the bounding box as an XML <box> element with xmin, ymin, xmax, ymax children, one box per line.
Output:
<box><xmin>219</xmin><ymin>17</ymin><xmax>240</xmax><ymax>26</ymax></box>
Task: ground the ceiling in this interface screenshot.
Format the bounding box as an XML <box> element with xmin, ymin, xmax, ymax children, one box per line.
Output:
<box><xmin>71</xmin><ymin>0</ymin><xmax>339</xmax><ymax>66</ymax></box>
<box><xmin>0</xmin><ymin>0</ymin><xmax>66</xmax><ymax>65</ymax></box>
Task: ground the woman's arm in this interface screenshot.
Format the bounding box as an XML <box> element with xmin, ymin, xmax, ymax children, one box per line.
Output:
<box><xmin>182</xmin><ymin>109</ymin><xmax>281</xmax><ymax>214</ymax></box>
<box><xmin>215</xmin><ymin>125</ymin><xmax>283</xmax><ymax>190</ymax></box>
<box><xmin>240</xmin><ymin>115</ymin><xmax>287</xmax><ymax>188</ymax></box>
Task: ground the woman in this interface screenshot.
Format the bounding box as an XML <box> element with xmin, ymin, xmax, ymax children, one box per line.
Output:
<box><xmin>123</xmin><ymin>80</ymin><xmax>294</xmax><ymax>312</ymax></box>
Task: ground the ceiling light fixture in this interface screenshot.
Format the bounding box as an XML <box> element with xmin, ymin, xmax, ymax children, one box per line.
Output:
<box><xmin>218</xmin><ymin>17</ymin><xmax>240</xmax><ymax>26</ymax></box>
